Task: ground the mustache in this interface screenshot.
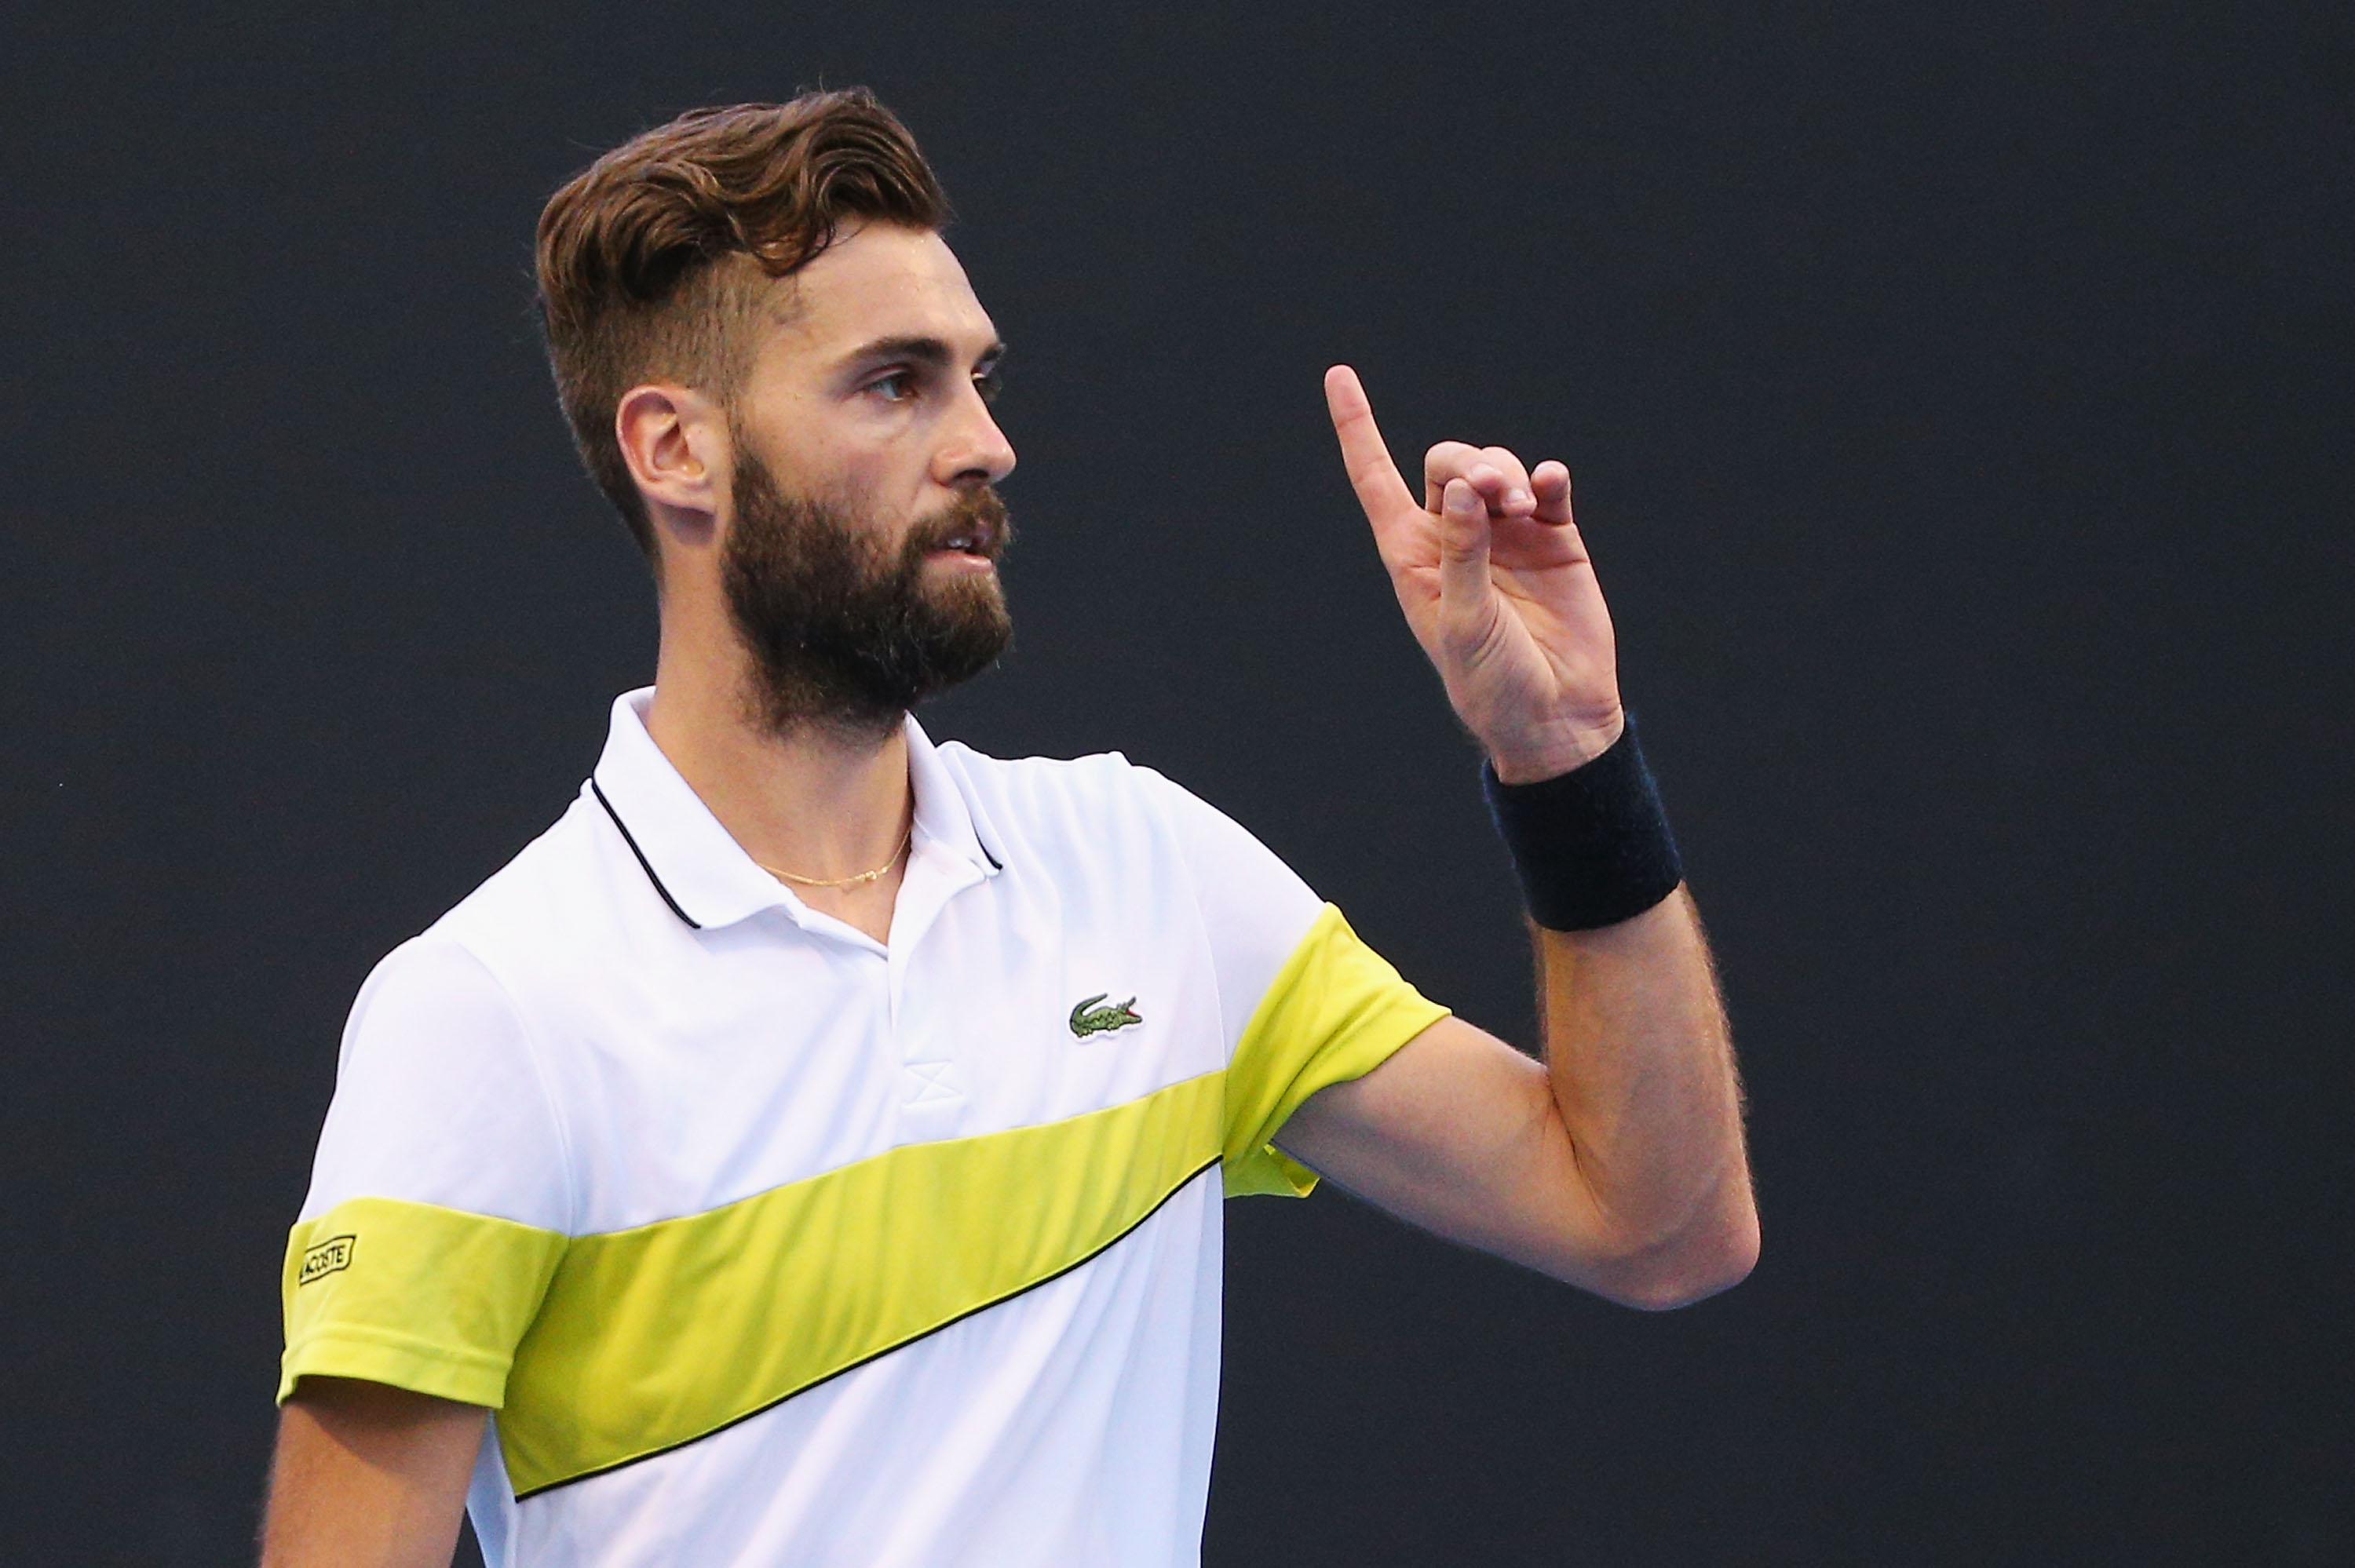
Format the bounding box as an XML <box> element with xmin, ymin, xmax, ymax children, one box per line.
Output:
<box><xmin>904</xmin><ymin>486</ymin><xmax>1012</xmax><ymax>560</ymax></box>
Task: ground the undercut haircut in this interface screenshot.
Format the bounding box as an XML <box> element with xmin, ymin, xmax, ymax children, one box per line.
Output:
<box><xmin>535</xmin><ymin>90</ymin><xmax>950</xmax><ymax>556</ymax></box>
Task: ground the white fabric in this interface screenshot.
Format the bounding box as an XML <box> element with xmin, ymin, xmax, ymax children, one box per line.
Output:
<box><xmin>298</xmin><ymin>689</ymin><xmax>1327</xmax><ymax>1568</ymax></box>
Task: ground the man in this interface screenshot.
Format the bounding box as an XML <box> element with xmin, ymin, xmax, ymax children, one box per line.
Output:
<box><xmin>260</xmin><ymin>89</ymin><xmax>1755</xmax><ymax>1567</ymax></box>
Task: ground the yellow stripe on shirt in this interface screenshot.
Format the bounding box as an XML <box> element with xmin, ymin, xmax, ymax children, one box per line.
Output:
<box><xmin>277</xmin><ymin>904</ymin><xmax>1443</xmax><ymax>1494</ymax></box>
<box><xmin>1221</xmin><ymin>903</ymin><xmax>1451</xmax><ymax>1197</ymax></box>
<box><xmin>501</xmin><ymin>1067</ymin><xmax>1225</xmax><ymax>1495</ymax></box>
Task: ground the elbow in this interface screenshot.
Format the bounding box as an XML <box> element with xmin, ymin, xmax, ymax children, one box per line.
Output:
<box><xmin>1623</xmin><ymin>1214</ymin><xmax>1759</xmax><ymax>1311</ymax></box>
<box><xmin>1580</xmin><ymin>1201</ymin><xmax>1761</xmax><ymax>1312</ymax></box>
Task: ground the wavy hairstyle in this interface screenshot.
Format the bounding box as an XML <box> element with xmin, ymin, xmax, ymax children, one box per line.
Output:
<box><xmin>535</xmin><ymin>91</ymin><xmax>949</xmax><ymax>555</ymax></box>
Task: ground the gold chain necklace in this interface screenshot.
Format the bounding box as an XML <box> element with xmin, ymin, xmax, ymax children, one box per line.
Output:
<box><xmin>756</xmin><ymin>826</ymin><xmax>912</xmax><ymax>891</ymax></box>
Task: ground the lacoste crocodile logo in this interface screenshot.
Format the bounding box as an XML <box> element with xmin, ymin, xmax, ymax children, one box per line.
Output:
<box><xmin>1068</xmin><ymin>994</ymin><xmax>1144</xmax><ymax>1038</ymax></box>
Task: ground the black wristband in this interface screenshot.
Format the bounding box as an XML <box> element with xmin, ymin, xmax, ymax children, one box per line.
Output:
<box><xmin>1481</xmin><ymin>717</ymin><xmax>1684</xmax><ymax>931</ymax></box>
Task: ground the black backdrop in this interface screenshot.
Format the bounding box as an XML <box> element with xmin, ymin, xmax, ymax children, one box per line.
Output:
<box><xmin>4</xmin><ymin>4</ymin><xmax>2349</xmax><ymax>1564</ymax></box>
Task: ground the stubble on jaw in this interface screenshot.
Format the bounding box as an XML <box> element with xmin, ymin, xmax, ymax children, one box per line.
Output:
<box><xmin>719</xmin><ymin>444</ymin><xmax>1014</xmax><ymax>745</ymax></box>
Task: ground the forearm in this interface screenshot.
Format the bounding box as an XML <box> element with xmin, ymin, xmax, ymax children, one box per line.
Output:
<box><xmin>259</xmin><ymin>1378</ymin><xmax>483</xmax><ymax>1568</ymax></box>
<box><xmin>1320</xmin><ymin>369</ymin><xmax>1756</xmax><ymax>1305</ymax></box>
<box><xmin>1535</xmin><ymin>889</ymin><xmax>1754</xmax><ymax>1304</ymax></box>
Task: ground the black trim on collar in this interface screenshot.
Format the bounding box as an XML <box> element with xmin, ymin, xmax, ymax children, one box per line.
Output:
<box><xmin>591</xmin><ymin>779</ymin><xmax>701</xmax><ymax>931</ymax></box>
<box><xmin>981</xmin><ymin>842</ymin><xmax>1003</xmax><ymax>872</ymax></box>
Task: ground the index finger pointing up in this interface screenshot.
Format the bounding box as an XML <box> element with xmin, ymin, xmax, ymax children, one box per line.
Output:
<box><xmin>1324</xmin><ymin>366</ymin><xmax>1420</xmax><ymax>534</ymax></box>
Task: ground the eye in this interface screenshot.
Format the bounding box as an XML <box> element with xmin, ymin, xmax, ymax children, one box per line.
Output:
<box><xmin>867</xmin><ymin>370</ymin><xmax>917</xmax><ymax>403</ymax></box>
<box><xmin>973</xmin><ymin>366</ymin><xmax>1003</xmax><ymax>404</ymax></box>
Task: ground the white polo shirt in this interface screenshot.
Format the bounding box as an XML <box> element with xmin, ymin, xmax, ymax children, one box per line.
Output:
<box><xmin>280</xmin><ymin>688</ymin><xmax>1447</xmax><ymax>1567</ymax></box>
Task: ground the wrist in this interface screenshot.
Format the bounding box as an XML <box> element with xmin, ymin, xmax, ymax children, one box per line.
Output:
<box><xmin>1485</xmin><ymin>706</ymin><xmax>1627</xmax><ymax>786</ymax></box>
<box><xmin>1481</xmin><ymin>715</ymin><xmax>1682</xmax><ymax>931</ymax></box>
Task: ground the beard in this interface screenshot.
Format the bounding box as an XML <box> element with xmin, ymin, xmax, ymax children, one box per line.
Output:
<box><xmin>721</xmin><ymin>445</ymin><xmax>1014</xmax><ymax>741</ymax></box>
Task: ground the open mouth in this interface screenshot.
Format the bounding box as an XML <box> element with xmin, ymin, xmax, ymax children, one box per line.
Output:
<box><xmin>929</xmin><ymin>520</ymin><xmax>996</xmax><ymax>558</ymax></box>
<box><xmin>915</xmin><ymin>488</ymin><xmax>1010</xmax><ymax>565</ymax></box>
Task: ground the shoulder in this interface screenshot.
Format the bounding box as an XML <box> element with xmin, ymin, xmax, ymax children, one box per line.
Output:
<box><xmin>429</xmin><ymin>793</ymin><xmax>600</xmax><ymax>931</ymax></box>
<box><xmin>312</xmin><ymin>924</ymin><xmax>574</xmax><ymax>1227</ymax></box>
<box><xmin>326</xmin><ymin>792</ymin><xmax>635</xmax><ymax>1085</ymax></box>
<box><xmin>929</xmin><ymin>741</ymin><xmax>1206</xmax><ymax>857</ymax></box>
<box><xmin>933</xmin><ymin>740</ymin><xmax>1160</xmax><ymax>813</ymax></box>
<box><xmin>932</xmin><ymin>741</ymin><xmax>1287</xmax><ymax>884</ymax></box>
<box><xmin>307</xmin><ymin>804</ymin><xmax>601</xmax><ymax>1228</ymax></box>
<box><xmin>933</xmin><ymin>738</ymin><xmax>1322</xmax><ymax>929</ymax></box>
<box><xmin>390</xmin><ymin>792</ymin><xmax>628</xmax><ymax>992</ymax></box>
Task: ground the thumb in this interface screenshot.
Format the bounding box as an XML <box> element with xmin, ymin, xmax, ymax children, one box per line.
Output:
<box><xmin>1437</xmin><ymin>477</ymin><xmax>1492</xmax><ymax>629</ymax></box>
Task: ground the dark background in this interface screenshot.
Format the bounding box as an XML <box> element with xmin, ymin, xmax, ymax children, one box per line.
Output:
<box><xmin>3</xmin><ymin>3</ymin><xmax>2348</xmax><ymax>1563</ymax></box>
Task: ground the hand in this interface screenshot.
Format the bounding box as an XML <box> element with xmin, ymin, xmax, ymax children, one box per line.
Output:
<box><xmin>1324</xmin><ymin>366</ymin><xmax>1625</xmax><ymax>782</ymax></box>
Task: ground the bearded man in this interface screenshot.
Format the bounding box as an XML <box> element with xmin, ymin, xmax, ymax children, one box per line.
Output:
<box><xmin>259</xmin><ymin>89</ymin><xmax>1757</xmax><ymax>1568</ymax></box>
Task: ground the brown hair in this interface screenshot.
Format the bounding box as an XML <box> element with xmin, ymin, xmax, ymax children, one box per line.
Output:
<box><xmin>535</xmin><ymin>90</ymin><xmax>949</xmax><ymax>554</ymax></box>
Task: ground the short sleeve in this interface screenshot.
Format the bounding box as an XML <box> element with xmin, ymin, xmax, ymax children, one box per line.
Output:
<box><xmin>1137</xmin><ymin>771</ymin><xmax>1451</xmax><ymax>1199</ymax></box>
<box><xmin>278</xmin><ymin>938</ymin><xmax>571</xmax><ymax>1408</ymax></box>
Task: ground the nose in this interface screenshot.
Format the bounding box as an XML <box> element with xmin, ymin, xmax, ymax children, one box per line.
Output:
<box><xmin>937</xmin><ymin>385</ymin><xmax>1017</xmax><ymax>488</ymax></box>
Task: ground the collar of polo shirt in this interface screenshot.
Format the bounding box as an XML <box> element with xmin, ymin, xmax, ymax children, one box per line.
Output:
<box><xmin>586</xmin><ymin>688</ymin><xmax>1005</xmax><ymax>932</ymax></box>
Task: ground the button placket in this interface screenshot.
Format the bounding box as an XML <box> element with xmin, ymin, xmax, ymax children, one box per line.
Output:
<box><xmin>888</xmin><ymin>842</ymin><xmax>982</xmax><ymax>1120</ymax></box>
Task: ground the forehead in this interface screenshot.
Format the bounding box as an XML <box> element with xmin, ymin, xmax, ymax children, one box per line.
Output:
<box><xmin>761</xmin><ymin>224</ymin><xmax>996</xmax><ymax>366</ymax></box>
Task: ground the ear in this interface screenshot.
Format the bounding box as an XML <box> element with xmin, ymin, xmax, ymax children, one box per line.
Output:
<box><xmin>615</xmin><ymin>383</ymin><xmax>729</xmax><ymax>530</ymax></box>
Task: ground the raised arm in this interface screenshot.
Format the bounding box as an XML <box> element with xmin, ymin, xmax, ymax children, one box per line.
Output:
<box><xmin>259</xmin><ymin>1378</ymin><xmax>484</xmax><ymax>1568</ymax></box>
<box><xmin>1273</xmin><ymin>368</ymin><xmax>1756</xmax><ymax>1310</ymax></box>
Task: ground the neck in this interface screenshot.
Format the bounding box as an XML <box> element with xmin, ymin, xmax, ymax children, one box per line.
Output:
<box><xmin>644</xmin><ymin>609</ymin><xmax>914</xmax><ymax>892</ymax></box>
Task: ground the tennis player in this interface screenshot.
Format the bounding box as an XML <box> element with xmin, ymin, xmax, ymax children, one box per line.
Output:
<box><xmin>258</xmin><ymin>89</ymin><xmax>1756</xmax><ymax>1568</ymax></box>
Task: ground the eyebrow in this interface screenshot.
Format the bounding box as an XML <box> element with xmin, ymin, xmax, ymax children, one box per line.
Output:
<box><xmin>840</xmin><ymin>334</ymin><xmax>1006</xmax><ymax>374</ymax></box>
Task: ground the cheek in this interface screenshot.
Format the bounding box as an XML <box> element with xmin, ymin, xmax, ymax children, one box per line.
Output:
<box><xmin>829</xmin><ymin>443</ymin><xmax>938</xmax><ymax>531</ymax></box>
<box><xmin>760</xmin><ymin>399</ymin><xmax>936</xmax><ymax>530</ymax></box>
<box><xmin>825</xmin><ymin>448</ymin><xmax>899</xmax><ymax>505</ymax></box>
<box><xmin>756</xmin><ymin>393</ymin><xmax>896</xmax><ymax>494</ymax></box>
